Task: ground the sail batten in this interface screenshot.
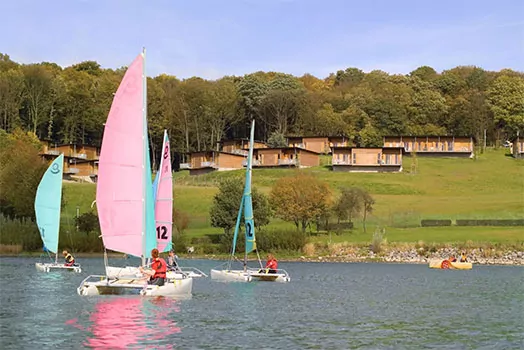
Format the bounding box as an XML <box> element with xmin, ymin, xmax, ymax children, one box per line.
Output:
<box><xmin>35</xmin><ymin>154</ymin><xmax>64</xmax><ymax>254</ymax></box>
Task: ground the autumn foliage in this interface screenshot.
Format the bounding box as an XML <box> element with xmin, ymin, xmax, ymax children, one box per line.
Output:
<box><xmin>269</xmin><ymin>173</ymin><xmax>332</xmax><ymax>233</ymax></box>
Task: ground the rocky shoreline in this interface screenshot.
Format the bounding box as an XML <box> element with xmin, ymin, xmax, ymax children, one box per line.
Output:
<box><xmin>289</xmin><ymin>247</ymin><xmax>524</xmax><ymax>266</ymax></box>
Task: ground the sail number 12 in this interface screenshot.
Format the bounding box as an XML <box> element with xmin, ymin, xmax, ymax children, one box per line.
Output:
<box><xmin>156</xmin><ymin>225</ymin><xmax>168</xmax><ymax>239</ymax></box>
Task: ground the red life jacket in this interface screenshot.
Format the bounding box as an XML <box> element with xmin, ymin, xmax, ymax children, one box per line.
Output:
<box><xmin>266</xmin><ymin>258</ymin><xmax>278</xmax><ymax>270</ymax></box>
<box><xmin>152</xmin><ymin>258</ymin><xmax>167</xmax><ymax>279</ymax></box>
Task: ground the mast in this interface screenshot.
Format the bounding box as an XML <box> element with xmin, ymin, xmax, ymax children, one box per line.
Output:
<box><xmin>141</xmin><ymin>47</ymin><xmax>147</xmax><ymax>267</ymax></box>
<box><xmin>243</xmin><ymin>119</ymin><xmax>256</xmax><ymax>271</ymax></box>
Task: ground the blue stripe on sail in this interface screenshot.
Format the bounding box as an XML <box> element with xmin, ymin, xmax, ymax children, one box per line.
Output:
<box><xmin>35</xmin><ymin>154</ymin><xmax>64</xmax><ymax>254</ymax></box>
<box><xmin>144</xmin><ymin>129</ymin><xmax>157</xmax><ymax>258</ymax></box>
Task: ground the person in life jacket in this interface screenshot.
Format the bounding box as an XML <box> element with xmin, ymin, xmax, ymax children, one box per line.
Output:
<box><xmin>460</xmin><ymin>253</ymin><xmax>468</xmax><ymax>262</ymax></box>
<box><xmin>167</xmin><ymin>250</ymin><xmax>180</xmax><ymax>272</ymax></box>
<box><xmin>63</xmin><ymin>250</ymin><xmax>75</xmax><ymax>266</ymax></box>
<box><xmin>139</xmin><ymin>248</ymin><xmax>167</xmax><ymax>286</ymax></box>
<box><xmin>449</xmin><ymin>255</ymin><xmax>457</xmax><ymax>263</ymax></box>
<box><xmin>264</xmin><ymin>253</ymin><xmax>278</xmax><ymax>274</ymax></box>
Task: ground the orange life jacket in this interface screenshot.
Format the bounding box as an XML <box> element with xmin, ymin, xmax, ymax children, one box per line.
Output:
<box><xmin>152</xmin><ymin>258</ymin><xmax>167</xmax><ymax>279</ymax></box>
<box><xmin>266</xmin><ymin>258</ymin><xmax>278</xmax><ymax>270</ymax></box>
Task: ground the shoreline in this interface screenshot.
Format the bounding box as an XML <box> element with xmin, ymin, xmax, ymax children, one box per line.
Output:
<box><xmin>2</xmin><ymin>251</ymin><xmax>523</xmax><ymax>266</ymax></box>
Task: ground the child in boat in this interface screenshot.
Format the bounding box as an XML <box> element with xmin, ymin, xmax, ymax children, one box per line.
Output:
<box><xmin>139</xmin><ymin>248</ymin><xmax>167</xmax><ymax>286</ymax></box>
<box><xmin>167</xmin><ymin>250</ymin><xmax>180</xmax><ymax>271</ymax></box>
<box><xmin>264</xmin><ymin>253</ymin><xmax>278</xmax><ymax>274</ymax></box>
<box><xmin>63</xmin><ymin>250</ymin><xmax>76</xmax><ymax>266</ymax></box>
<box><xmin>460</xmin><ymin>253</ymin><xmax>468</xmax><ymax>262</ymax></box>
<box><xmin>449</xmin><ymin>255</ymin><xmax>457</xmax><ymax>262</ymax></box>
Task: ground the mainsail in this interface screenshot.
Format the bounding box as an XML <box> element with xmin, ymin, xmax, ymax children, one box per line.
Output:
<box><xmin>35</xmin><ymin>154</ymin><xmax>64</xmax><ymax>254</ymax></box>
<box><xmin>230</xmin><ymin>119</ymin><xmax>257</xmax><ymax>262</ymax></box>
<box><xmin>153</xmin><ymin>130</ymin><xmax>173</xmax><ymax>252</ymax></box>
<box><xmin>96</xmin><ymin>51</ymin><xmax>156</xmax><ymax>260</ymax></box>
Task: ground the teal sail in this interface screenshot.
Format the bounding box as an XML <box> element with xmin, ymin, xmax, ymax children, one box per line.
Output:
<box><xmin>35</xmin><ymin>154</ymin><xmax>64</xmax><ymax>254</ymax></box>
<box><xmin>243</xmin><ymin>119</ymin><xmax>256</xmax><ymax>254</ymax></box>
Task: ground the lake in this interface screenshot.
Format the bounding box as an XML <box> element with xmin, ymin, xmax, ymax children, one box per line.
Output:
<box><xmin>0</xmin><ymin>257</ymin><xmax>523</xmax><ymax>349</ymax></box>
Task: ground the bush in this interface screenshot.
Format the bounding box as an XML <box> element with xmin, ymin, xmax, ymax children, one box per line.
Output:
<box><xmin>256</xmin><ymin>228</ymin><xmax>307</xmax><ymax>252</ymax></box>
<box><xmin>370</xmin><ymin>227</ymin><xmax>386</xmax><ymax>254</ymax></box>
<box><xmin>456</xmin><ymin>219</ymin><xmax>524</xmax><ymax>226</ymax></box>
<box><xmin>421</xmin><ymin>219</ymin><xmax>452</xmax><ymax>227</ymax></box>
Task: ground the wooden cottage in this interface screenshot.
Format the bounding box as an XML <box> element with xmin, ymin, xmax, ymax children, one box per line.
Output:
<box><xmin>332</xmin><ymin>147</ymin><xmax>403</xmax><ymax>172</ymax></box>
<box><xmin>383</xmin><ymin>135</ymin><xmax>474</xmax><ymax>157</ymax></box>
<box><xmin>188</xmin><ymin>151</ymin><xmax>246</xmax><ymax>175</ymax></box>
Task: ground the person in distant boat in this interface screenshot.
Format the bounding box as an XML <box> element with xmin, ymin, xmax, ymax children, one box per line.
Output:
<box><xmin>167</xmin><ymin>250</ymin><xmax>180</xmax><ymax>272</ymax></box>
<box><xmin>264</xmin><ymin>253</ymin><xmax>278</xmax><ymax>274</ymax></box>
<box><xmin>63</xmin><ymin>250</ymin><xmax>76</xmax><ymax>266</ymax></box>
<box><xmin>449</xmin><ymin>255</ymin><xmax>457</xmax><ymax>263</ymax></box>
<box><xmin>139</xmin><ymin>248</ymin><xmax>167</xmax><ymax>286</ymax></box>
<box><xmin>460</xmin><ymin>253</ymin><xmax>468</xmax><ymax>262</ymax></box>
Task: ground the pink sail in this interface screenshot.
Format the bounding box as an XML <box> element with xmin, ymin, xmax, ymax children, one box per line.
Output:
<box><xmin>154</xmin><ymin>130</ymin><xmax>173</xmax><ymax>252</ymax></box>
<box><xmin>96</xmin><ymin>53</ymin><xmax>145</xmax><ymax>257</ymax></box>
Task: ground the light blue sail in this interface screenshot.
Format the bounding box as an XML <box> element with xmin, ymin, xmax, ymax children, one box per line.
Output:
<box><xmin>35</xmin><ymin>154</ymin><xmax>64</xmax><ymax>254</ymax></box>
<box><xmin>244</xmin><ymin>119</ymin><xmax>256</xmax><ymax>254</ymax></box>
<box><xmin>144</xmin><ymin>114</ymin><xmax>157</xmax><ymax>259</ymax></box>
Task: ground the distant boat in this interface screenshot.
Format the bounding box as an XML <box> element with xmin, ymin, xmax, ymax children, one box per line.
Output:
<box><xmin>77</xmin><ymin>49</ymin><xmax>192</xmax><ymax>296</ymax></box>
<box><xmin>105</xmin><ymin>130</ymin><xmax>206</xmax><ymax>279</ymax></box>
<box><xmin>35</xmin><ymin>154</ymin><xmax>82</xmax><ymax>273</ymax></box>
<box><xmin>429</xmin><ymin>259</ymin><xmax>473</xmax><ymax>270</ymax></box>
<box><xmin>210</xmin><ymin>120</ymin><xmax>290</xmax><ymax>283</ymax></box>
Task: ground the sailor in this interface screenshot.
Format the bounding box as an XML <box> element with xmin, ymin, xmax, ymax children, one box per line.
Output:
<box><xmin>460</xmin><ymin>253</ymin><xmax>468</xmax><ymax>262</ymax></box>
<box><xmin>167</xmin><ymin>250</ymin><xmax>180</xmax><ymax>271</ymax></box>
<box><xmin>63</xmin><ymin>250</ymin><xmax>76</xmax><ymax>266</ymax></box>
<box><xmin>139</xmin><ymin>248</ymin><xmax>167</xmax><ymax>286</ymax></box>
<box><xmin>264</xmin><ymin>253</ymin><xmax>278</xmax><ymax>274</ymax></box>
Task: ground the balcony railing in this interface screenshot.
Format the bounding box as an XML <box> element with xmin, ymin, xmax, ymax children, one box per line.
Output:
<box><xmin>179</xmin><ymin>163</ymin><xmax>190</xmax><ymax>169</ymax></box>
<box><xmin>66</xmin><ymin>168</ymin><xmax>79</xmax><ymax>174</ymax></box>
<box><xmin>278</xmin><ymin>159</ymin><xmax>297</xmax><ymax>165</ymax></box>
<box><xmin>231</xmin><ymin>149</ymin><xmax>249</xmax><ymax>156</ymax></box>
<box><xmin>45</xmin><ymin>150</ymin><xmax>60</xmax><ymax>155</ymax></box>
<box><xmin>74</xmin><ymin>153</ymin><xmax>88</xmax><ymax>159</ymax></box>
<box><xmin>332</xmin><ymin>158</ymin><xmax>351</xmax><ymax>165</ymax></box>
<box><xmin>200</xmin><ymin>161</ymin><xmax>216</xmax><ymax>168</ymax></box>
<box><xmin>242</xmin><ymin>159</ymin><xmax>261</xmax><ymax>166</ymax></box>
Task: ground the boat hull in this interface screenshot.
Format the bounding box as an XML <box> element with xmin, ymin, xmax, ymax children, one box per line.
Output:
<box><xmin>35</xmin><ymin>262</ymin><xmax>82</xmax><ymax>273</ymax></box>
<box><xmin>429</xmin><ymin>259</ymin><xmax>473</xmax><ymax>270</ymax></box>
<box><xmin>210</xmin><ymin>269</ymin><xmax>252</xmax><ymax>282</ymax></box>
<box><xmin>210</xmin><ymin>269</ymin><xmax>291</xmax><ymax>283</ymax></box>
<box><xmin>105</xmin><ymin>265</ymin><xmax>206</xmax><ymax>279</ymax></box>
<box><xmin>77</xmin><ymin>275</ymin><xmax>193</xmax><ymax>297</ymax></box>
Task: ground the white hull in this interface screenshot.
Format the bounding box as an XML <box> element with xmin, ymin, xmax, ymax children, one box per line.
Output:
<box><xmin>77</xmin><ymin>275</ymin><xmax>193</xmax><ymax>297</ymax></box>
<box><xmin>210</xmin><ymin>267</ymin><xmax>291</xmax><ymax>283</ymax></box>
<box><xmin>210</xmin><ymin>269</ymin><xmax>252</xmax><ymax>282</ymax></box>
<box><xmin>35</xmin><ymin>262</ymin><xmax>82</xmax><ymax>273</ymax></box>
<box><xmin>105</xmin><ymin>265</ymin><xmax>207</xmax><ymax>279</ymax></box>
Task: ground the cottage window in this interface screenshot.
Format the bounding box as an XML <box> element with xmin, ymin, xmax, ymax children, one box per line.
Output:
<box><xmin>377</xmin><ymin>153</ymin><xmax>382</xmax><ymax>164</ymax></box>
<box><xmin>353</xmin><ymin>153</ymin><xmax>357</xmax><ymax>164</ymax></box>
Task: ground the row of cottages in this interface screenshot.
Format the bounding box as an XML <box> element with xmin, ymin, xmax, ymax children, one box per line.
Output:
<box><xmin>383</xmin><ymin>136</ymin><xmax>475</xmax><ymax>157</ymax></box>
<box><xmin>287</xmin><ymin>136</ymin><xmax>351</xmax><ymax>154</ymax></box>
<box><xmin>332</xmin><ymin>147</ymin><xmax>404</xmax><ymax>172</ymax></box>
<box><xmin>187</xmin><ymin>145</ymin><xmax>320</xmax><ymax>175</ymax></box>
<box><xmin>40</xmin><ymin>142</ymin><xmax>100</xmax><ymax>180</ymax></box>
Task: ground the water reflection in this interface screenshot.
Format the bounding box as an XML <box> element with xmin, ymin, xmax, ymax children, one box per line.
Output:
<box><xmin>68</xmin><ymin>297</ymin><xmax>182</xmax><ymax>349</ymax></box>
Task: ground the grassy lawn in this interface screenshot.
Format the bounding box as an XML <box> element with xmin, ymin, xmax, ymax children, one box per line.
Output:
<box><xmin>62</xmin><ymin>148</ymin><xmax>524</xmax><ymax>244</ymax></box>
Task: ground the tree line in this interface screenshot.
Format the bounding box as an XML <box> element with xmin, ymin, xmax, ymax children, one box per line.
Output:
<box><xmin>1</xmin><ymin>53</ymin><xmax>523</xmax><ymax>165</ymax></box>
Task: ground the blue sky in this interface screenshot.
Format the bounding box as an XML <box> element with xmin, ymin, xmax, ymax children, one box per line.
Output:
<box><xmin>2</xmin><ymin>0</ymin><xmax>523</xmax><ymax>79</ymax></box>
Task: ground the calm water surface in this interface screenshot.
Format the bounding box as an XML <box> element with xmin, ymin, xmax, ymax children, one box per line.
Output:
<box><xmin>0</xmin><ymin>257</ymin><xmax>523</xmax><ymax>349</ymax></box>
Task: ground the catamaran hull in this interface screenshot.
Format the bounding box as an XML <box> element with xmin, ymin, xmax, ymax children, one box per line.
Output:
<box><xmin>210</xmin><ymin>269</ymin><xmax>252</xmax><ymax>282</ymax></box>
<box><xmin>250</xmin><ymin>272</ymin><xmax>290</xmax><ymax>283</ymax></box>
<box><xmin>77</xmin><ymin>275</ymin><xmax>193</xmax><ymax>297</ymax></box>
<box><xmin>35</xmin><ymin>262</ymin><xmax>81</xmax><ymax>273</ymax></box>
<box><xmin>429</xmin><ymin>260</ymin><xmax>473</xmax><ymax>270</ymax></box>
<box><xmin>105</xmin><ymin>265</ymin><xmax>206</xmax><ymax>278</ymax></box>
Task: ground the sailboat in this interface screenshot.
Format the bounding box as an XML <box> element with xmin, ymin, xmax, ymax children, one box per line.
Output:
<box><xmin>77</xmin><ymin>49</ymin><xmax>192</xmax><ymax>296</ymax></box>
<box><xmin>210</xmin><ymin>120</ymin><xmax>290</xmax><ymax>283</ymax></box>
<box><xmin>35</xmin><ymin>154</ymin><xmax>82</xmax><ymax>273</ymax></box>
<box><xmin>105</xmin><ymin>130</ymin><xmax>206</xmax><ymax>279</ymax></box>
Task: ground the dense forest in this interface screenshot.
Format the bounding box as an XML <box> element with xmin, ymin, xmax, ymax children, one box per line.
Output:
<box><xmin>1</xmin><ymin>53</ymin><xmax>523</xmax><ymax>162</ymax></box>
